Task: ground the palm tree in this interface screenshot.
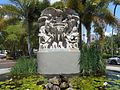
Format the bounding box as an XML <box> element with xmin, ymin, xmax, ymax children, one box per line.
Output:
<box><xmin>111</xmin><ymin>0</ymin><xmax>120</xmax><ymax>56</ymax></box>
<box><xmin>52</xmin><ymin>1</ymin><xmax>65</xmax><ymax>9</ymax></box>
<box><xmin>111</xmin><ymin>0</ymin><xmax>120</xmax><ymax>16</ymax></box>
<box><xmin>66</xmin><ymin>0</ymin><xmax>119</xmax><ymax>47</ymax></box>
<box><xmin>1</xmin><ymin>0</ymin><xmax>50</xmax><ymax>57</ymax></box>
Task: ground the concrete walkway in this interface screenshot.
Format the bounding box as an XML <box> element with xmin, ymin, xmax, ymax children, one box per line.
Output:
<box><xmin>0</xmin><ymin>68</ymin><xmax>11</xmax><ymax>75</ymax></box>
<box><xmin>0</xmin><ymin>65</ymin><xmax>120</xmax><ymax>75</ymax></box>
<box><xmin>0</xmin><ymin>59</ymin><xmax>15</xmax><ymax>75</ymax></box>
<box><xmin>106</xmin><ymin>65</ymin><xmax>120</xmax><ymax>72</ymax></box>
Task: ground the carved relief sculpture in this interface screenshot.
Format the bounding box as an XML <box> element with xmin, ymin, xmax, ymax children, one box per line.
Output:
<box><xmin>38</xmin><ymin>7</ymin><xmax>79</xmax><ymax>51</ymax></box>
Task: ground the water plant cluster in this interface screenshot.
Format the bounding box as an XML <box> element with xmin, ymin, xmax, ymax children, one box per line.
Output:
<box><xmin>0</xmin><ymin>75</ymin><xmax>120</xmax><ymax>90</ymax></box>
<box><xmin>69</xmin><ymin>76</ymin><xmax>120</xmax><ymax>90</ymax></box>
<box><xmin>0</xmin><ymin>75</ymin><xmax>47</xmax><ymax>90</ymax></box>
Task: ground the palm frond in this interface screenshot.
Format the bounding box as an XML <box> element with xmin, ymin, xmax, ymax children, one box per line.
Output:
<box><xmin>113</xmin><ymin>0</ymin><xmax>120</xmax><ymax>5</ymax></box>
<box><xmin>0</xmin><ymin>18</ymin><xmax>7</xmax><ymax>30</ymax></box>
<box><xmin>1</xmin><ymin>4</ymin><xmax>22</xmax><ymax>16</ymax></box>
<box><xmin>104</xmin><ymin>11</ymin><xmax>118</xmax><ymax>26</ymax></box>
<box><xmin>95</xmin><ymin>7</ymin><xmax>119</xmax><ymax>27</ymax></box>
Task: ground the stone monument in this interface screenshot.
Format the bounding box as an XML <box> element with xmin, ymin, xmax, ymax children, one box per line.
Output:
<box><xmin>37</xmin><ymin>7</ymin><xmax>80</xmax><ymax>74</ymax></box>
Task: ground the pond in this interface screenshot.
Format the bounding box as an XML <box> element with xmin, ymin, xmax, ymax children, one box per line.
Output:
<box><xmin>0</xmin><ymin>71</ymin><xmax>120</xmax><ymax>90</ymax></box>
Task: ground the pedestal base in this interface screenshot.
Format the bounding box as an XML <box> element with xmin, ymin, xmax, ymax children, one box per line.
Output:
<box><xmin>37</xmin><ymin>50</ymin><xmax>80</xmax><ymax>74</ymax></box>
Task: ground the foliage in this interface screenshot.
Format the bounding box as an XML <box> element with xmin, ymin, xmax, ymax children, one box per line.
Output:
<box><xmin>1</xmin><ymin>0</ymin><xmax>50</xmax><ymax>57</ymax></box>
<box><xmin>69</xmin><ymin>76</ymin><xmax>120</xmax><ymax>90</ymax></box>
<box><xmin>0</xmin><ymin>18</ymin><xmax>7</xmax><ymax>31</ymax></box>
<box><xmin>0</xmin><ymin>32</ymin><xmax>5</xmax><ymax>50</ymax></box>
<box><xmin>11</xmin><ymin>56</ymin><xmax>37</xmax><ymax>75</ymax></box>
<box><xmin>103</xmin><ymin>36</ymin><xmax>112</xmax><ymax>55</ymax></box>
<box><xmin>103</xmin><ymin>35</ymin><xmax>120</xmax><ymax>57</ymax></box>
<box><xmin>0</xmin><ymin>75</ymin><xmax>120</xmax><ymax>90</ymax></box>
<box><xmin>52</xmin><ymin>1</ymin><xmax>65</xmax><ymax>9</ymax></box>
<box><xmin>79</xmin><ymin>43</ymin><xmax>106</xmax><ymax>76</ymax></box>
<box><xmin>66</xmin><ymin>0</ymin><xmax>119</xmax><ymax>46</ymax></box>
<box><xmin>103</xmin><ymin>53</ymin><xmax>112</xmax><ymax>59</ymax></box>
<box><xmin>39</xmin><ymin>0</ymin><xmax>50</xmax><ymax>11</ymax></box>
<box><xmin>0</xmin><ymin>75</ymin><xmax>47</xmax><ymax>90</ymax></box>
<box><xmin>2</xmin><ymin>23</ymin><xmax>27</xmax><ymax>58</ymax></box>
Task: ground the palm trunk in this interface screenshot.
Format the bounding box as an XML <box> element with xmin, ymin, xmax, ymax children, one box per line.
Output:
<box><xmin>28</xmin><ymin>21</ymin><xmax>32</xmax><ymax>57</ymax></box>
<box><xmin>114</xmin><ymin>4</ymin><xmax>117</xmax><ymax>16</ymax></box>
<box><xmin>86</xmin><ymin>27</ymin><xmax>91</xmax><ymax>47</ymax></box>
<box><xmin>78</xmin><ymin>17</ymin><xmax>82</xmax><ymax>50</ymax></box>
<box><xmin>27</xmin><ymin>34</ymin><xmax>31</xmax><ymax>57</ymax></box>
<box><xmin>111</xmin><ymin>4</ymin><xmax>117</xmax><ymax>57</ymax></box>
<box><xmin>24</xmin><ymin>10</ymin><xmax>32</xmax><ymax>57</ymax></box>
<box><xmin>25</xmin><ymin>19</ymin><xmax>32</xmax><ymax>57</ymax></box>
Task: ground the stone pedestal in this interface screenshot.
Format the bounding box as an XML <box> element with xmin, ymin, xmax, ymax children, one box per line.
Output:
<box><xmin>37</xmin><ymin>49</ymin><xmax>80</xmax><ymax>74</ymax></box>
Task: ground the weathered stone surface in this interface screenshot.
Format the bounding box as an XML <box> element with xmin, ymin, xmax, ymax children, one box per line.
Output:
<box><xmin>37</xmin><ymin>50</ymin><xmax>80</xmax><ymax>74</ymax></box>
<box><xmin>38</xmin><ymin>7</ymin><xmax>79</xmax><ymax>50</ymax></box>
<box><xmin>46</xmin><ymin>75</ymin><xmax>74</xmax><ymax>90</ymax></box>
<box><xmin>37</xmin><ymin>7</ymin><xmax>80</xmax><ymax>75</ymax></box>
<box><xmin>41</xmin><ymin>7</ymin><xmax>63</xmax><ymax>18</ymax></box>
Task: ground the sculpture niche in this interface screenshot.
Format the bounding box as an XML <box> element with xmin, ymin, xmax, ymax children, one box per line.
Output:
<box><xmin>38</xmin><ymin>7</ymin><xmax>79</xmax><ymax>51</ymax></box>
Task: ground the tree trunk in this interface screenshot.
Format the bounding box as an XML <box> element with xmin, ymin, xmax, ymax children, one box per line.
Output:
<box><xmin>78</xmin><ymin>16</ymin><xmax>82</xmax><ymax>50</ymax></box>
<box><xmin>25</xmin><ymin>19</ymin><xmax>32</xmax><ymax>57</ymax></box>
<box><xmin>111</xmin><ymin>4</ymin><xmax>117</xmax><ymax>57</ymax></box>
<box><xmin>114</xmin><ymin>4</ymin><xmax>117</xmax><ymax>16</ymax></box>
<box><xmin>86</xmin><ymin>27</ymin><xmax>91</xmax><ymax>47</ymax></box>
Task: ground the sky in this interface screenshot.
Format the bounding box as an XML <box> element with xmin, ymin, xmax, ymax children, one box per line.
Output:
<box><xmin>0</xmin><ymin>0</ymin><xmax>60</xmax><ymax>4</ymax></box>
<box><xmin>0</xmin><ymin>0</ymin><xmax>10</xmax><ymax>4</ymax></box>
<box><xmin>0</xmin><ymin>0</ymin><xmax>120</xmax><ymax>36</ymax></box>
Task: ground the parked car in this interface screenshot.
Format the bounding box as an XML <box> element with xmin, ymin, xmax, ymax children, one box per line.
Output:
<box><xmin>108</xmin><ymin>57</ymin><xmax>120</xmax><ymax>65</ymax></box>
<box><xmin>0</xmin><ymin>53</ymin><xmax>6</xmax><ymax>59</ymax></box>
<box><xmin>0</xmin><ymin>50</ymin><xmax>7</xmax><ymax>59</ymax></box>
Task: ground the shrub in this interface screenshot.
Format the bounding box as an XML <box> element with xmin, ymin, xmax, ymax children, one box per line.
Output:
<box><xmin>11</xmin><ymin>56</ymin><xmax>37</xmax><ymax>75</ymax></box>
<box><xmin>103</xmin><ymin>53</ymin><xmax>111</xmax><ymax>59</ymax></box>
<box><xmin>79</xmin><ymin>44</ymin><xmax>106</xmax><ymax>76</ymax></box>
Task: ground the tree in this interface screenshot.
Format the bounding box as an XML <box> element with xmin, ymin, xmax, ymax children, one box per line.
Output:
<box><xmin>66</xmin><ymin>0</ymin><xmax>120</xmax><ymax>76</ymax></box>
<box><xmin>52</xmin><ymin>1</ymin><xmax>65</xmax><ymax>9</ymax></box>
<box><xmin>112</xmin><ymin>0</ymin><xmax>120</xmax><ymax>16</ymax></box>
<box><xmin>103</xmin><ymin>35</ymin><xmax>120</xmax><ymax>57</ymax></box>
<box><xmin>0</xmin><ymin>18</ymin><xmax>7</xmax><ymax>31</ymax></box>
<box><xmin>3</xmin><ymin>23</ymin><xmax>26</xmax><ymax>58</ymax></box>
<box><xmin>111</xmin><ymin>0</ymin><xmax>120</xmax><ymax>56</ymax></box>
<box><xmin>66</xmin><ymin>0</ymin><xmax>119</xmax><ymax>47</ymax></box>
<box><xmin>1</xmin><ymin>0</ymin><xmax>50</xmax><ymax>57</ymax></box>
